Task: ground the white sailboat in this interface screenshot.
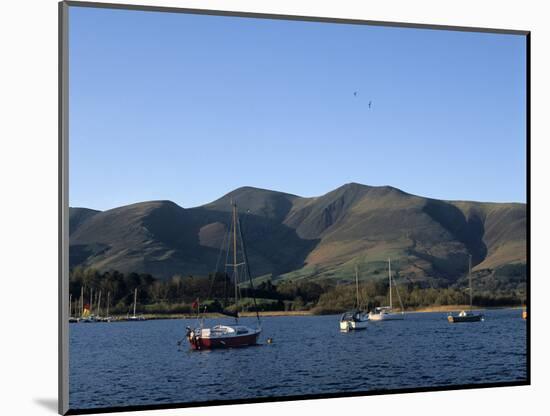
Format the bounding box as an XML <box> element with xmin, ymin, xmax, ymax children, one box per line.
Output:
<box><xmin>368</xmin><ymin>258</ymin><xmax>405</xmax><ymax>321</ymax></box>
<box><xmin>68</xmin><ymin>293</ymin><xmax>79</xmax><ymax>323</ymax></box>
<box><xmin>340</xmin><ymin>265</ymin><xmax>369</xmax><ymax>331</ymax></box>
<box><xmin>101</xmin><ymin>291</ymin><xmax>113</xmax><ymax>322</ymax></box>
<box><xmin>126</xmin><ymin>288</ymin><xmax>147</xmax><ymax>321</ymax></box>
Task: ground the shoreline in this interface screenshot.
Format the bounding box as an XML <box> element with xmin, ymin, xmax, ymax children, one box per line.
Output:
<box><xmin>405</xmin><ymin>305</ymin><xmax>524</xmax><ymax>314</ymax></box>
<box><xmin>89</xmin><ymin>305</ymin><xmax>524</xmax><ymax>321</ymax></box>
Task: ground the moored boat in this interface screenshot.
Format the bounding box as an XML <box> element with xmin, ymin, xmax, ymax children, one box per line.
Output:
<box><xmin>187</xmin><ymin>325</ymin><xmax>261</xmax><ymax>350</ymax></box>
<box><xmin>79</xmin><ymin>299</ymin><xmax>98</xmax><ymax>323</ymax></box>
<box><xmin>447</xmin><ymin>310</ymin><xmax>483</xmax><ymax>323</ymax></box>
<box><xmin>126</xmin><ymin>288</ymin><xmax>147</xmax><ymax>321</ymax></box>
<box><xmin>448</xmin><ymin>255</ymin><xmax>483</xmax><ymax>323</ymax></box>
<box><xmin>186</xmin><ymin>203</ymin><xmax>262</xmax><ymax>350</ymax></box>
<box><xmin>99</xmin><ymin>291</ymin><xmax>113</xmax><ymax>322</ymax></box>
<box><xmin>68</xmin><ymin>293</ymin><xmax>79</xmax><ymax>323</ymax></box>
<box><xmin>369</xmin><ymin>306</ymin><xmax>404</xmax><ymax>321</ymax></box>
<box><xmin>340</xmin><ymin>265</ymin><xmax>369</xmax><ymax>331</ymax></box>
<box><xmin>340</xmin><ymin>310</ymin><xmax>368</xmax><ymax>331</ymax></box>
<box><xmin>80</xmin><ymin>312</ymin><xmax>98</xmax><ymax>323</ymax></box>
<box><xmin>368</xmin><ymin>258</ymin><xmax>405</xmax><ymax>321</ymax></box>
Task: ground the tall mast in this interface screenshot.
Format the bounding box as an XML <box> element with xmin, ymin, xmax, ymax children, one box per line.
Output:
<box><xmin>388</xmin><ymin>258</ymin><xmax>392</xmax><ymax>309</ymax></box>
<box><xmin>97</xmin><ymin>290</ymin><xmax>102</xmax><ymax>317</ymax></box>
<box><xmin>69</xmin><ymin>293</ymin><xmax>72</xmax><ymax>317</ymax></box>
<box><xmin>133</xmin><ymin>288</ymin><xmax>137</xmax><ymax>317</ymax></box>
<box><xmin>355</xmin><ymin>264</ymin><xmax>360</xmax><ymax>309</ymax></box>
<box><xmin>469</xmin><ymin>254</ymin><xmax>472</xmax><ymax>310</ymax></box>
<box><xmin>90</xmin><ymin>287</ymin><xmax>94</xmax><ymax>315</ymax></box>
<box><xmin>80</xmin><ymin>286</ymin><xmax>84</xmax><ymax>316</ymax></box>
<box><xmin>106</xmin><ymin>292</ymin><xmax>110</xmax><ymax>317</ymax></box>
<box><xmin>233</xmin><ymin>203</ymin><xmax>239</xmax><ymax>315</ymax></box>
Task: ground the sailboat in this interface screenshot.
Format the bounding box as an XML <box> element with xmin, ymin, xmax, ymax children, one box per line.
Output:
<box><xmin>126</xmin><ymin>288</ymin><xmax>147</xmax><ymax>321</ymax></box>
<box><xmin>101</xmin><ymin>291</ymin><xmax>113</xmax><ymax>322</ymax></box>
<box><xmin>68</xmin><ymin>293</ymin><xmax>79</xmax><ymax>323</ymax></box>
<box><xmin>80</xmin><ymin>287</ymin><xmax>98</xmax><ymax>323</ymax></box>
<box><xmin>448</xmin><ymin>255</ymin><xmax>483</xmax><ymax>323</ymax></box>
<box><xmin>186</xmin><ymin>203</ymin><xmax>261</xmax><ymax>350</ymax></box>
<box><xmin>340</xmin><ymin>265</ymin><xmax>369</xmax><ymax>331</ymax></box>
<box><xmin>368</xmin><ymin>258</ymin><xmax>405</xmax><ymax>321</ymax></box>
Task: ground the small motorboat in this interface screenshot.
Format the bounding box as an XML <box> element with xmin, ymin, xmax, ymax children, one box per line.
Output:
<box><xmin>447</xmin><ymin>309</ymin><xmax>484</xmax><ymax>323</ymax></box>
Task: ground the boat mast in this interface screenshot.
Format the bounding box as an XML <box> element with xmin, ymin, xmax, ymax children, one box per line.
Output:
<box><xmin>388</xmin><ymin>258</ymin><xmax>392</xmax><ymax>309</ymax></box>
<box><xmin>90</xmin><ymin>287</ymin><xmax>94</xmax><ymax>315</ymax></box>
<box><xmin>97</xmin><ymin>290</ymin><xmax>102</xmax><ymax>317</ymax></box>
<box><xmin>468</xmin><ymin>254</ymin><xmax>472</xmax><ymax>310</ymax></box>
<box><xmin>355</xmin><ymin>264</ymin><xmax>360</xmax><ymax>309</ymax></box>
<box><xmin>235</xmin><ymin>203</ymin><xmax>262</xmax><ymax>327</ymax></box>
<box><xmin>233</xmin><ymin>203</ymin><xmax>239</xmax><ymax>319</ymax></box>
<box><xmin>69</xmin><ymin>293</ymin><xmax>72</xmax><ymax>317</ymax></box>
<box><xmin>80</xmin><ymin>286</ymin><xmax>83</xmax><ymax>316</ymax></box>
<box><xmin>133</xmin><ymin>288</ymin><xmax>137</xmax><ymax>317</ymax></box>
<box><xmin>106</xmin><ymin>292</ymin><xmax>110</xmax><ymax>318</ymax></box>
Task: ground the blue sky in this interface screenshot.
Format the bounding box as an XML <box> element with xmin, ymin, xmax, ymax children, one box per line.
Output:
<box><xmin>69</xmin><ymin>6</ymin><xmax>527</xmax><ymax>211</ymax></box>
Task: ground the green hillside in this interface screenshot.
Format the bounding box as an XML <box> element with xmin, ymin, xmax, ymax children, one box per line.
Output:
<box><xmin>69</xmin><ymin>183</ymin><xmax>526</xmax><ymax>288</ymax></box>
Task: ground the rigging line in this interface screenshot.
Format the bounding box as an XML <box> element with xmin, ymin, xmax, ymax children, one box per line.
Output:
<box><xmin>206</xmin><ymin>219</ymin><xmax>231</xmax><ymax>302</ymax></box>
<box><xmin>237</xmin><ymin>210</ymin><xmax>261</xmax><ymax>325</ymax></box>
<box><xmin>394</xmin><ymin>271</ymin><xmax>405</xmax><ymax>311</ymax></box>
<box><xmin>223</xmin><ymin>213</ymin><xmax>233</xmax><ymax>306</ymax></box>
<box><xmin>215</xmin><ymin>221</ymin><xmax>230</xmax><ymax>273</ymax></box>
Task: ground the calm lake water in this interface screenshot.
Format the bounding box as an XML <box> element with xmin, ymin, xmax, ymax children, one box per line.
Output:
<box><xmin>69</xmin><ymin>309</ymin><xmax>527</xmax><ymax>410</ymax></box>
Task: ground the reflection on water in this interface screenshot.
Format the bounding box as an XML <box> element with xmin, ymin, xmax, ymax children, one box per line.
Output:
<box><xmin>69</xmin><ymin>309</ymin><xmax>526</xmax><ymax>410</ymax></box>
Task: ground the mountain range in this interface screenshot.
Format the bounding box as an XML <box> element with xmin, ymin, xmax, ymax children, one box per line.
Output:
<box><xmin>69</xmin><ymin>183</ymin><xmax>526</xmax><ymax>284</ymax></box>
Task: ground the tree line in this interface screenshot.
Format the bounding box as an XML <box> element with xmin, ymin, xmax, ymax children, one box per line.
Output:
<box><xmin>68</xmin><ymin>266</ymin><xmax>525</xmax><ymax>316</ymax></box>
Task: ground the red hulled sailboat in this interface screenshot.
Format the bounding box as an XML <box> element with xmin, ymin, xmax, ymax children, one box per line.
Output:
<box><xmin>186</xmin><ymin>203</ymin><xmax>262</xmax><ymax>350</ymax></box>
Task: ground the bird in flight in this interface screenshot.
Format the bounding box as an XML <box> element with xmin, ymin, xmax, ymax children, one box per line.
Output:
<box><xmin>368</xmin><ymin>100</ymin><xmax>372</xmax><ymax>109</ymax></box>
<box><xmin>354</xmin><ymin>91</ymin><xmax>358</xmax><ymax>97</ymax></box>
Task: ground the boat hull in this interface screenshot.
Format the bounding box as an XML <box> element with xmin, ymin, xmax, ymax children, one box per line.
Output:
<box><xmin>368</xmin><ymin>313</ymin><xmax>404</xmax><ymax>321</ymax></box>
<box><xmin>188</xmin><ymin>327</ymin><xmax>261</xmax><ymax>350</ymax></box>
<box><xmin>340</xmin><ymin>320</ymin><xmax>368</xmax><ymax>331</ymax></box>
<box><xmin>79</xmin><ymin>316</ymin><xmax>98</xmax><ymax>323</ymax></box>
<box><xmin>448</xmin><ymin>314</ymin><xmax>483</xmax><ymax>323</ymax></box>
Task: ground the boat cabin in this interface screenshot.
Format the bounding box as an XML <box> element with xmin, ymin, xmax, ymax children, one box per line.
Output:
<box><xmin>340</xmin><ymin>310</ymin><xmax>364</xmax><ymax>322</ymax></box>
<box><xmin>371</xmin><ymin>306</ymin><xmax>392</xmax><ymax>315</ymax></box>
<box><xmin>200</xmin><ymin>324</ymin><xmax>255</xmax><ymax>338</ymax></box>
